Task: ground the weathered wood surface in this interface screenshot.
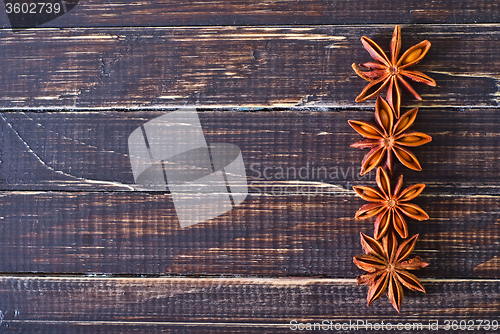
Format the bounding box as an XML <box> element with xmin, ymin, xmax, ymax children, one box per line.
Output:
<box><xmin>1</xmin><ymin>109</ymin><xmax>500</xmax><ymax>194</ymax></box>
<box><xmin>0</xmin><ymin>277</ymin><xmax>498</xmax><ymax>333</ymax></box>
<box><xmin>0</xmin><ymin>25</ymin><xmax>498</xmax><ymax>108</ymax></box>
<box><xmin>0</xmin><ymin>110</ymin><xmax>499</xmax><ymax>277</ymax></box>
<box><xmin>0</xmin><ymin>191</ymin><xmax>498</xmax><ymax>277</ymax></box>
<box><xmin>0</xmin><ymin>3</ymin><xmax>499</xmax><ymax>331</ymax></box>
<box><xmin>1</xmin><ymin>1</ymin><xmax>499</xmax><ymax>28</ymax></box>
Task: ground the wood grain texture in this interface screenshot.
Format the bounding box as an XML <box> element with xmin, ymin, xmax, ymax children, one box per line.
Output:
<box><xmin>0</xmin><ymin>25</ymin><xmax>499</xmax><ymax>108</ymax></box>
<box><xmin>0</xmin><ymin>3</ymin><xmax>498</xmax><ymax>328</ymax></box>
<box><xmin>1</xmin><ymin>1</ymin><xmax>499</xmax><ymax>28</ymax></box>
<box><xmin>1</xmin><ymin>109</ymin><xmax>500</xmax><ymax>194</ymax></box>
<box><xmin>0</xmin><ymin>276</ymin><xmax>498</xmax><ymax>333</ymax></box>
<box><xmin>0</xmin><ymin>109</ymin><xmax>499</xmax><ymax>277</ymax></box>
<box><xmin>0</xmin><ymin>190</ymin><xmax>498</xmax><ymax>277</ymax></box>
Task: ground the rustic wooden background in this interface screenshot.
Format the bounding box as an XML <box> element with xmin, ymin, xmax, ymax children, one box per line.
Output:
<box><xmin>0</xmin><ymin>1</ymin><xmax>499</xmax><ymax>333</ymax></box>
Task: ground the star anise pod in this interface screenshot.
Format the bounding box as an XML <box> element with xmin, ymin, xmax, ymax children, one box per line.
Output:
<box><xmin>348</xmin><ymin>96</ymin><xmax>432</xmax><ymax>175</ymax></box>
<box><xmin>353</xmin><ymin>167</ymin><xmax>429</xmax><ymax>239</ymax></box>
<box><xmin>353</xmin><ymin>231</ymin><xmax>428</xmax><ymax>312</ymax></box>
<box><xmin>352</xmin><ymin>25</ymin><xmax>436</xmax><ymax>118</ymax></box>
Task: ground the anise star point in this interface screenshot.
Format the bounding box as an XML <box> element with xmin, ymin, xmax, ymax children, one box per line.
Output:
<box><xmin>352</xmin><ymin>25</ymin><xmax>436</xmax><ymax>118</ymax></box>
<box><xmin>353</xmin><ymin>167</ymin><xmax>429</xmax><ymax>239</ymax></box>
<box><xmin>348</xmin><ymin>96</ymin><xmax>432</xmax><ymax>175</ymax></box>
<box><xmin>353</xmin><ymin>231</ymin><xmax>428</xmax><ymax>312</ymax></box>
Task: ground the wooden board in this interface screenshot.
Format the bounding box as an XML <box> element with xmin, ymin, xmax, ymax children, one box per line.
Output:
<box><xmin>1</xmin><ymin>2</ymin><xmax>500</xmax><ymax>331</ymax></box>
<box><xmin>0</xmin><ymin>25</ymin><xmax>498</xmax><ymax>108</ymax></box>
<box><xmin>1</xmin><ymin>109</ymin><xmax>500</xmax><ymax>194</ymax></box>
<box><xmin>1</xmin><ymin>1</ymin><xmax>499</xmax><ymax>27</ymax></box>
<box><xmin>0</xmin><ymin>191</ymin><xmax>498</xmax><ymax>277</ymax></box>
<box><xmin>0</xmin><ymin>277</ymin><xmax>498</xmax><ymax>333</ymax></box>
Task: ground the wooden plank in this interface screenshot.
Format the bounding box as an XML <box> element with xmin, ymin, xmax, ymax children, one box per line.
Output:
<box><xmin>0</xmin><ymin>277</ymin><xmax>498</xmax><ymax>334</ymax></box>
<box><xmin>1</xmin><ymin>1</ymin><xmax>499</xmax><ymax>28</ymax></box>
<box><xmin>0</xmin><ymin>324</ymin><xmax>295</xmax><ymax>334</ymax></box>
<box><xmin>1</xmin><ymin>109</ymin><xmax>500</xmax><ymax>195</ymax></box>
<box><xmin>0</xmin><ymin>25</ymin><xmax>498</xmax><ymax>108</ymax></box>
<box><xmin>0</xmin><ymin>190</ymin><xmax>498</xmax><ymax>277</ymax></box>
<box><xmin>1</xmin><ymin>109</ymin><xmax>499</xmax><ymax>276</ymax></box>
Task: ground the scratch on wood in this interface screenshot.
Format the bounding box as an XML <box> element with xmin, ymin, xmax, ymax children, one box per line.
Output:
<box><xmin>474</xmin><ymin>256</ymin><xmax>500</xmax><ymax>276</ymax></box>
<box><xmin>0</xmin><ymin>114</ymin><xmax>134</xmax><ymax>190</ymax></box>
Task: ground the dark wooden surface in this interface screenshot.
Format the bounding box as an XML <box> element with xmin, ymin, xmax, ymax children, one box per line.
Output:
<box><xmin>0</xmin><ymin>277</ymin><xmax>498</xmax><ymax>333</ymax></box>
<box><xmin>0</xmin><ymin>1</ymin><xmax>499</xmax><ymax>333</ymax></box>
<box><xmin>2</xmin><ymin>110</ymin><xmax>500</xmax><ymax>193</ymax></box>
<box><xmin>0</xmin><ymin>25</ymin><xmax>498</xmax><ymax>108</ymax></box>
<box><xmin>0</xmin><ymin>1</ymin><xmax>499</xmax><ymax>27</ymax></box>
<box><xmin>0</xmin><ymin>110</ymin><xmax>499</xmax><ymax>280</ymax></box>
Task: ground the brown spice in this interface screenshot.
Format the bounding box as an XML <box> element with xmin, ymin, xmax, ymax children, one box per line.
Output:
<box><xmin>349</xmin><ymin>25</ymin><xmax>434</xmax><ymax>312</ymax></box>
<box><xmin>348</xmin><ymin>96</ymin><xmax>432</xmax><ymax>175</ymax></box>
<box><xmin>353</xmin><ymin>231</ymin><xmax>428</xmax><ymax>312</ymax></box>
<box><xmin>353</xmin><ymin>167</ymin><xmax>429</xmax><ymax>240</ymax></box>
<box><xmin>352</xmin><ymin>25</ymin><xmax>436</xmax><ymax>118</ymax></box>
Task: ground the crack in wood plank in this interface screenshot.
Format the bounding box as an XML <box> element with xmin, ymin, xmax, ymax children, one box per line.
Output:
<box><xmin>0</xmin><ymin>114</ymin><xmax>134</xmax><ymax>190</ymax></box>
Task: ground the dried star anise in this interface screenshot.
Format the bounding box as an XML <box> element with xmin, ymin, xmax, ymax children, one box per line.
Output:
<box><xmin>348</xmin><ymin>96</ymin><xmax>432</xmax><ymax>175</ymax></box>
<box><xmin>352</xmin><ymin>25</ymin><xmax>436</xmax><ymax>118</ymax></box>
<box><xmin>353</xmin><ymin>231</ymin><xmax>428</xmax><ymax>312</ymax></box>
<box><xmin>349</xmin><ymin>25</ymin><xmax>434</xmax><ymax>313</ymax></box>
<box><xmin>353</xmin><ymin>167</ymin><xmax>429</xmax><ymax>239</ymax></box>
